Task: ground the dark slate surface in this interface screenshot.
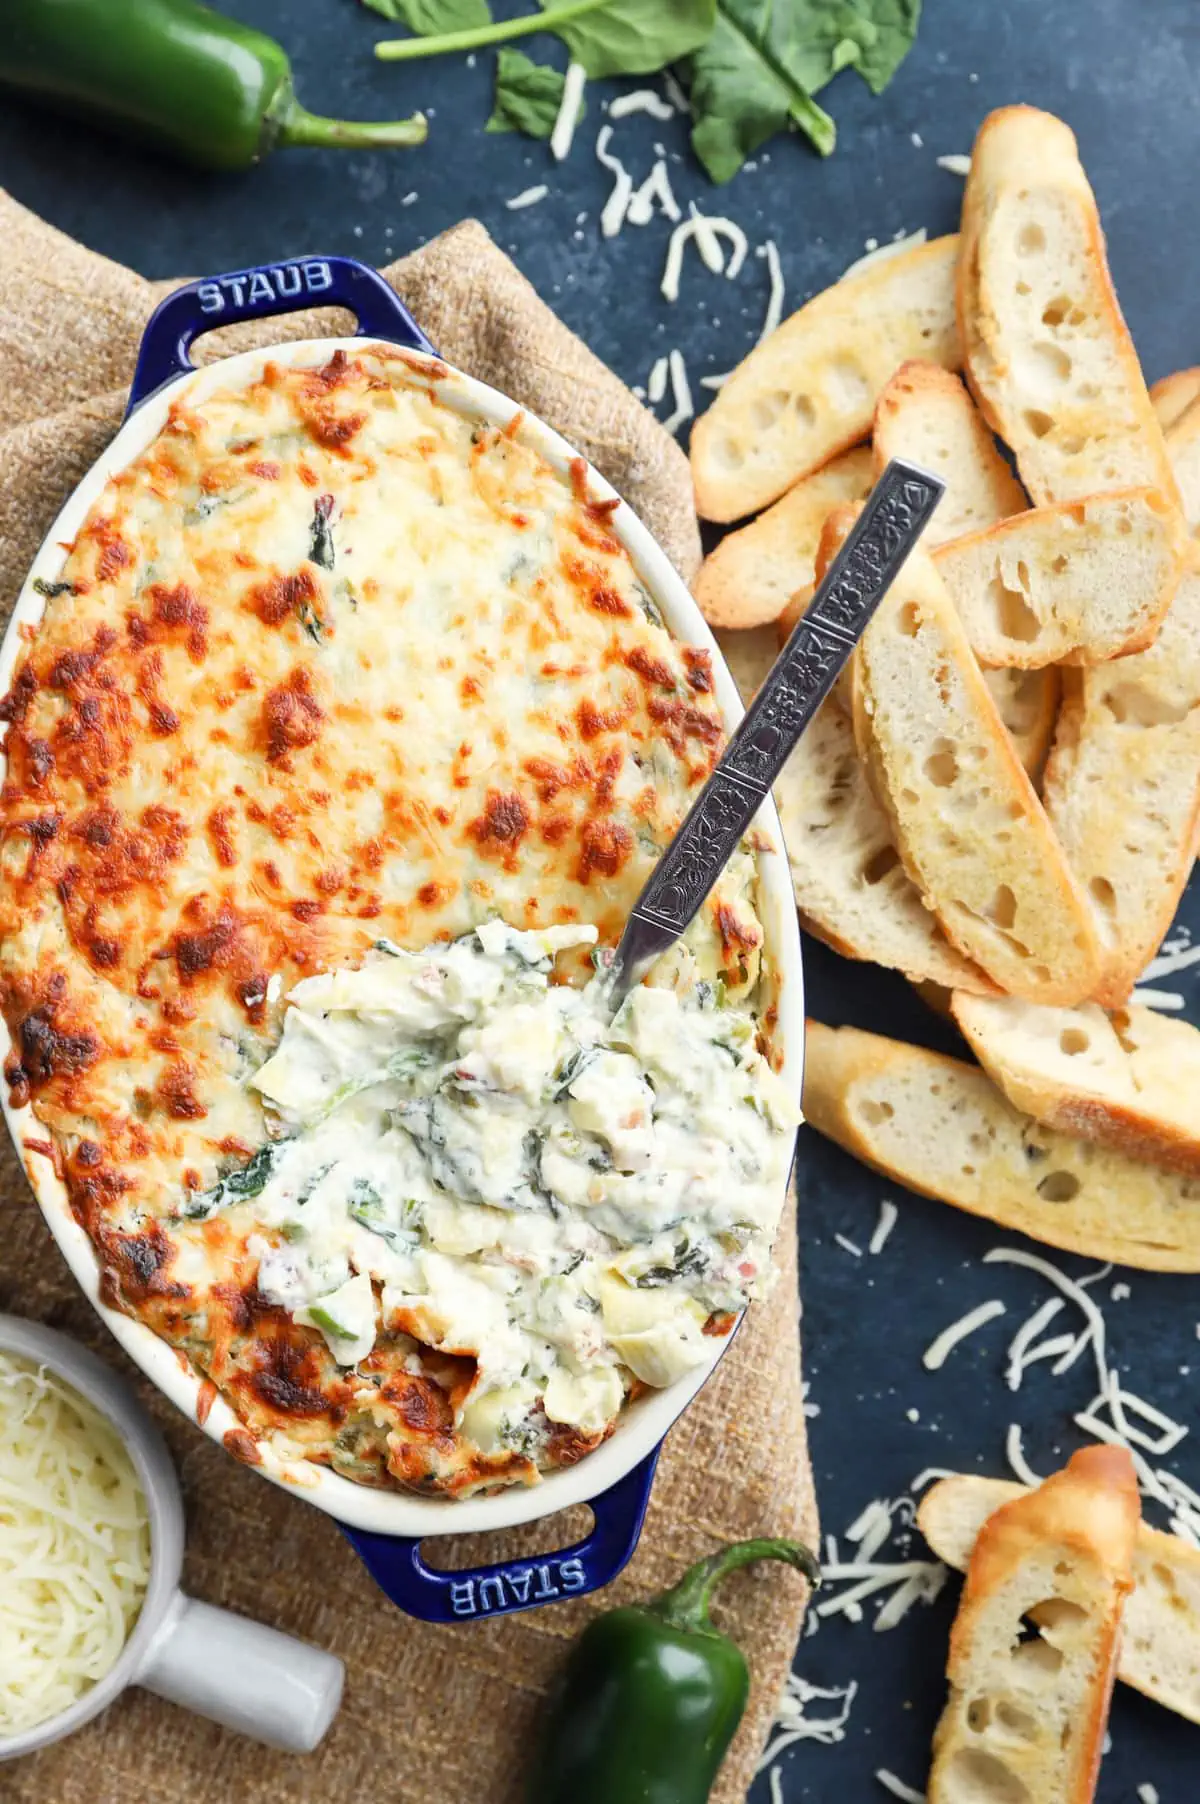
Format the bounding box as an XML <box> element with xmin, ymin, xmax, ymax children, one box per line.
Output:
<box><xmin>3</xmin><ymin>2</ymin><xmax>1199</xmax><ymax>1797</ymax></box>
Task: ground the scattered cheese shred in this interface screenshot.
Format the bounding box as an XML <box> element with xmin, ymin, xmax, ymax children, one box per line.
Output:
<box><xmin>647</xmin><ymin>355</ymin><xmax>669</xmax><ymax>406</ymax></box>
<box><xmin>595</xmin><ymin>126</ymin><xmax>634</xmax><ymax>238</ymax></box>
<box><xmin>550</xmin><ymin>62</ymin><xmax>587</xmax><ymax>162</ymax></box>
<box><xmin>876</xmin><ymin>1771</ymin><xmax>927</xmax><ymax>1804</ymax></box>
<box><xmin>757</xmin><ymin>239</ymin><xmax>785</xmax><ymax>342</ymax></box>
<box><xmin>608</xmin><ymin>89</ymin><xmax>676</xmax><ymax>122</ymax></box>
<box><xmin>922</xmin><ymin>1299</ymin><xmax>1005</xmax><ymax>1371</ymax></box>
<box><xmin>661</xmin><ymin>348</ymin><xmax>694</xmax><ymax>436</ymax></box>
<box><xmin>936</xmin><ymin>153</ymin><xmax>972</xmax><ymax>175</ymax></box>
<box><xmin>627</xmin><ymin>159</ymin><xmax>682</xmax><ymax>227</ymax></box>
<box><xmin>1004</xmin><ymin>1295</ymin><xmax>1065</xmax><ymax>1390</ymax></box>
<box><xmin>758</xmin><ymin>1674</ymin><xmax>858</xmax><ymax>1769</ymax></box>
<box><xmin>869</xmin><ymin>1199</ymin><xmax>899</xmax><ymax>1254</ymax></box>
<box><xmin>700</xmin><ymin>369</ymin><xmax>732</xmax><ymax>391</ymax></box>
<box><xmin>1144</xmin><ymin>929</ymin><xmax>1200</xmax><ymax>982</ymax></box>
<box><xmin>1005</xmin><ymin>1422</ymin><xmax>1042</xmax><ymax>1488</ymax></box>
<box><xmin>1131</xmin><ymin>987</ymin><xmax>1186</xmax><ymax>1011</ymax></box>
<box><xmin>0</xmin><ymin>1355</ymin><xmax>151</xmax><ymax>1737</ymax></box>
<box><xmin>835</xmin><ymin>1233</ymin><xmax>864</xmax><ymax>1258</ymax></box>
<box><xmin>1136</xmin><ymin>1786</ymin><xmax>1159</xmax><ymax>1804</ymax></box>
<box><xmin>661</xmin><ymin>209</ymin><xmax>748</xmax><ymax>299</ymax></box>
<box><xmin>505</xmin><ymin>185</ymin><xmax>548</xmax><ymax>211</ymax></box>
<box><xmin>839</xmin><ymin>228</ymin><xmax>927</xmax><ymax>282</ymax></box>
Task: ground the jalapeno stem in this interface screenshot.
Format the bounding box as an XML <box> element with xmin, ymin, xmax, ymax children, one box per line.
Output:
<box><xmin>275</xmin><ymin>98</ymin><xmax>428</xmax><ymax>150</ymax></box>
<box><xmin>375</xmin><ymin>0</ymin><xmax>603</xmax><ymax>62</ymax></box>
<box><xmin>648</xmin><ymin>1537</ymin><xmax>821</xmax><ymax>1636</ymax></box>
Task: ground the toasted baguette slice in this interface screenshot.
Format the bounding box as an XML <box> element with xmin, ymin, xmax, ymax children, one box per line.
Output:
<box><xmin>713</xmin><ymin>625</ymin><xmax>780</xmax><ymax>707</ymax></box>
<box><xmin>1043</xmin><ymin>551</ymin><xmax>1200</xmax><ymax>1004</ymax></box>
<box><xmin>830</xmin><ymin>510</ymin><xmax>1102</xmax><ymax>1003</ymax></box>
<box><xmin>1152</xmin><ymin>367</ymin><xmax>1200</xmax><ymax>432</ymax></box>
<box><xmin>982</xmin><ymin>667</ymin><xmax>1059</xmax><ymax>784</ymax></box>
<box><xmin>959</xmin><ymin>106</ymin><xmax>1180</xmax><ymax>511</ymax></box>
<box><xmin>920</xmin><ymin>1472</ymin><xmax>1200</xmax><ymax>1728</ymax></box>
<box><xmin>951</xmin><ymin>992</ymin><xmax>1200</xmax><ymax>1174</ymax></box>
<box><xmin>712</xmin><ymin>636</ymin><xmax>991</xmax><ymax>990</ymax></box>
<box><xmin>694</xmin><ymin>448</ymin><xmax>874</xmax><ymax>630</ymax></box>
<box><xmin>1165</xmin><ymin>396</ymin><xmax>1200</xmax><ymax>529</ymax></box>
<box><xmin>873</xmin><ymin>361</ymin><xmax>1026</xmax><ymax>542</ymax></box>
<box><xmin>691</xmin><ymin>235</ymin><xmax>960</xmax><ymax>522</ymax></box>
<box><xmin>934</xmin><ymin>487</ymin><xmax>1186</xmax><ymax>667</ymax></box>
<box><xmin>926</xmin><ymin>1446</ymin><xmax>1138</xmax><ymax>1804</ymax></box>
<box><xmin>802</xmin><ymin>1021</ymin><xmax>1200</xmax><ymax>1270</ymax></box>
<box><xmin>774</xmin><ymin>701</ymin><xmax>993</xmax><ymax>991</ymax></box>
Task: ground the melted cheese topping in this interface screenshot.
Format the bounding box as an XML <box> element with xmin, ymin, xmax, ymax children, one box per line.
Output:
<box><xmin>0</xmin><ymin>347</ymin><xmax>783</xmax><ymax>1496</ymax></box>
<box><xmin>0</xmin><ymin>1356</ymin><xmax>150</xmax><ymax>1737</ymax></box>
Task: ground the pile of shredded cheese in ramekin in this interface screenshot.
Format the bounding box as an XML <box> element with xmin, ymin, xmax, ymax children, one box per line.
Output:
<box><xmin>0</xmin><ymin>1353</ymin><xmax>151</xmax><ymax>1737</ymax></box>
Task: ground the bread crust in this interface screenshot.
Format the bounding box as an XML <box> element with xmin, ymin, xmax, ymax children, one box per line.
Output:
<box><xmin>951</xmin><ymin>992</ymin><xmax>1200</xmax><ymax>1175</ymax></box>
<box><xmin>691</xmin><ymin>235</ymin><xmax>960</xmax><ymax>522</ymax></box>
<box><xmin>928</xmin><ymin>1446</ymin><xmax>1137</xmax><ymax>1804</ymax></box>
<box><xmin>920</xmin><ymin>1471</ymin><xmax>1200</xmax><ymax>1728</ymax></box>
<box><xmin>934</xmin><ymin>487</ymin><xmax>1186</xmax><ymax>668</ymax></box>
<box><xmin>826</xmin><ymin>509</ymin><xmax>1103</xmax><ymax>1004</ymax></box>
<box><xmin>693</xmin><ymin>447</ymin><xmax>874</xmax><ymax>630</ymax></box>
<box><xmin>958</xmin><ymin>106</ymin><xmax>1180</xmax><ymax>513</ymax></box>
<box><xmin>1151</xmin><ymin>367</ymin><xmax>1200</xmax><ymax>432</ymax></box>
<box><xmin>802</xmin><ymin>1020</ymin><xmax>1200</xmax><ymax>1271</ymax></box>
<box><xmin>873</xmin><ymin>359</ymin><xmax>1027</xmax><ymax>542</ymax></box>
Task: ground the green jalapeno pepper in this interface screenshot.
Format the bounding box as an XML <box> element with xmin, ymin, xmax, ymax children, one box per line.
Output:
<box><xmin>527</xmin><ymin>1536</ymin><xmax>820</xmax><ymax>1804</ymax></box>
<box><xmin>1</xmin><ymin>0</ymin><xmax>426</xmax><ymax>170</ymax></box>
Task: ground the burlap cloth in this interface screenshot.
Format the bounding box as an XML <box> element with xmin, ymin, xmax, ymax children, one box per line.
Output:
<box><xmin>0</xmin><ymin>190</ymin><xmax>817</xmax><ymax>1804</ymax></box>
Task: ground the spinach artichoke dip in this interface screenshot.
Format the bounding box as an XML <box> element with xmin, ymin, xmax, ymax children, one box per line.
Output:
<box><xmin>0</xmin><ymin>345</ymin><xmax>797</xmax><ymax>1496</ymax></box>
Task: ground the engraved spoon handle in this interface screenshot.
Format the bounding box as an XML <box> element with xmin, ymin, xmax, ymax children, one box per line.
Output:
<box><xmin>607</xmin><ymin>457</ymin><xmax>945</xmax><ymax>1005</ymax></box>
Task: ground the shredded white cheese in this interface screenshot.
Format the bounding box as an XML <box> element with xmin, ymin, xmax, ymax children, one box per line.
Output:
<box><xmin>1136</xmin><ymin>1786</ymin><xmax>1159</xmax><ymax>1804</ymax></box>
<box><xmin>661</xmin><ymin>349</ymin><xmax>694</xmax><ymax>437</ymax></box>
<box><xmin>505</xmin><ymin>185</ymin><xmax>548</xmax><ymax>211</ymax></box>
<box><xmin>627</xmin><ymin>159</ymin><xmax>682</xmax><ymax>227</ymax></box>
<box><xmin>700</xmin><ymin>370</ymin><xmax>732</xmax><ymax>392</ymax></box>
<box><xmin>834</xmin><ymin>1233</ymin><xmax>864</xmax><ymax>1259</ymax></box>
<box><xmin>758</xmin><ymin>1674</ymin><xmax>858</xmax><ymax>1768</ymax></box>
<box><xmin>0</xmin><ymin>1355</ymin><xmax>151</xmax><ymax>1737</ymax></box>
<box><xmin>608</xmin><ymin>89</ymin><xmax>675</xmax><ymax>122</ymax></box>
<box><xmin>911</xmin><ymin>1466</ymin><xmax>957</xmax><ymax>1491</ymax></box>
<box><xmin>922</xmin><ymin>1299</ymin><xmax>1005</xmax><ymax>1371</ymax></box>
<box><xmin>869</xmin><ymin>1199</ymin><xmax>899</xmax><ymax>1254</ymax></box>
<box><xmin>840</xmin><ymin>228</ymin><xmax>928</xmax><ymax>282</ymax></box>
<box><xmin>1144</xmin><ymin>929</ymin><xmax>1200</xmax><ymax>983</ymax></box>
<box><xmin>936</xmin><ymin>153</ymin><xmax>972</xmax><ymax>175</ymax></box>
<box><xmin>1004</xmin><ymin>1295</ymin><xmax>1065</xmax><ymax>1390</ymax></box>
<box><xmin>757</xmin><ymin>239</ymin><xmax>785</xmax><ymax>343</ymax></box>
<box><xmin>647</xmin><ymin>355</ymin><xmax>669</xmax><ymax>406</ymax></box>
<box><xmin>550</xmin><ymin>62</ymin><xmax>587</xmax><ymax>162</ymax></box>
<box><xmin>875</xmin><ymin>1772</ymin><xmax>927</xmax><ymax>1804</ymax></box>
<box><xmin>595</xmin><ymin>126</ymin><xmax>634</xmax><ymax>238</ymax></box>
<box><xmin>1005</xmin><ymin>1422</ymin><xmax>1042</xmax><ymax>1488</ymax></box>
<box><xmin>1132</xmin><ymin>987</ymin><xmax>1187</xmax><ymax>1011</ymax></box>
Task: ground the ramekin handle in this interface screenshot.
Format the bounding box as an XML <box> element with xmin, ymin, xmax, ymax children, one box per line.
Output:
<box><xmin>126</xmin><ymin>253</ymin><xmax>438</xmax><ymax>414</ymax></box>
<box><xmin>343</xmin><ymin>1446</ymin><xmax>661</xmax><ymax>1623</ymax></box>
<box><xmin>133</xmin><ymin>1589</ymin><xmax>344</xmax><ymax>1751</ymax></box>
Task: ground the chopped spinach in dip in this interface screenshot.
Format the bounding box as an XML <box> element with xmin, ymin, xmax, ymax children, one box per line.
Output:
<box><xmin>199</xmin><ymin>923</ymin><xmax>798</xmax><ymax>1457</ymax></box>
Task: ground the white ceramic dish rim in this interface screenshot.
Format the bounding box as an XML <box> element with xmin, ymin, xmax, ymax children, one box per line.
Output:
<box><xmin>0</xmin><ymin>334</ymin><xmax>805</xmax><ymax>1539</ymax></box>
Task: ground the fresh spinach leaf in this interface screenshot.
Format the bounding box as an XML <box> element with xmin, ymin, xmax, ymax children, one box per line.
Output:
<box><xmin>541</xmin><ymin>0</ymin><xmax>715</xmax><ymax>80</ymax></box>
<box><xmin>781</xmin><ymin>0</ymin><xmax>921</xmax><ymax>96</ymax></box>
<box><xmin>362</xmin><ymin>0</ymin><xmax>491</xmax><ymax>27</ymax></box>
<box><xmin>688</xmin><ymin>3</ymin><xmax>836</xmax><ymax>183</ymax></box>
<box><xmin>374</xmin><ymin>0</ymin><xmax>714</xmax><ymax>79</ymax></box>
<box><xmin>486</xmin><ymin>49</ymin><xmax>573</xmax><ymax>139</ymax></box>
<box><xmin>32</xmin><ymin>578</ymin><xmax>77</xmax><ymax>600</ymax></box>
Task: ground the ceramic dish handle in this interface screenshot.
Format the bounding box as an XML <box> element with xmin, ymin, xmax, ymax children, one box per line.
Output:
<box><xmin>342</xmin><ymin>1447</ymin><xmax>661</xmax><ymax>1624</ymax></box>
<box><xmin>127</xmin><ymin>253</ymin><xmax>437</xmax><ymax>415</ymax></box>
<box><xmin>133</xmin><ymin>1588</ymin><xmax>345</xmax><ymax>1752</ymax></box>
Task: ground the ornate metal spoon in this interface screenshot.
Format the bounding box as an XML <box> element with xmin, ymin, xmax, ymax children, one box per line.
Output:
<box><xmin>605</xmin><ymin>457</ymin><xmax>945</xmax><ymax>1007</ymax></box>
